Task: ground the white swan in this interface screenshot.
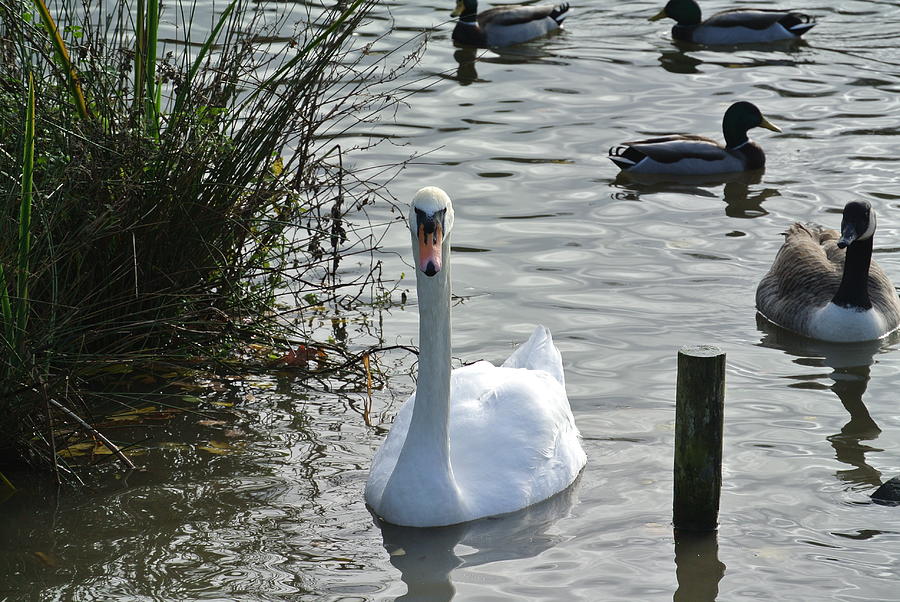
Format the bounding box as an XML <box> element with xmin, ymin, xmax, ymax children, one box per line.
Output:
<box><xmin>365</xmin><ymin>187</ymin><xmax>586</xmax><ymax>528</ymax></box>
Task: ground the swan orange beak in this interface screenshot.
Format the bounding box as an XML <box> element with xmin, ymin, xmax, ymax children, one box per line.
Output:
<box><xmin>418</xmin><ymin>222</ymin><xmax>443</xmax><ymax>277</ymax></box>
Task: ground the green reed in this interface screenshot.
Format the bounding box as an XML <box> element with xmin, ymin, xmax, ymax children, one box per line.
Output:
<box><xmin>0</xmin><ymin>0</ymin><xmax>424</xmax><ymax>481</ymax></box>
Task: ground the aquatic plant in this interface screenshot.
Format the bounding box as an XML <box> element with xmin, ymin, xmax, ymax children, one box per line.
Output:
<box><xmin>0</xmin><ymin>0</ymin><xmax>424</xmax><ymax>483</ymax></box>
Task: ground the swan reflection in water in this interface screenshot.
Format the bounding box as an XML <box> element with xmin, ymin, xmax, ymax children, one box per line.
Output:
<box><xmin>373</xmin><ymin>481</ymin><xmax>578</xmax><ymax>601</ymax></box>
<box><xmin>756</xmin><ymin>316</ymin><xmax>899</xmax><ymax>489</ymax></box>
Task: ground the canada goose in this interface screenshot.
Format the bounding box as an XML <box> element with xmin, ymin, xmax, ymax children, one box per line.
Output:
<box><xmin>365</xmin><ymin>187</ymin><xmax>586</xmax><ymax>527</ymax></box>
<box><xmin>451</xmin><ymin>0</ymin><xmax>571</xmax><ymax>48</ymax></box>
<box><xmin>650</xmin><ymin>0</ymin><xmax>816</xmax><ymax>45</ymax></box>
<box><xmin>608</xmin><ymin>101</ymin><xmax>781</xmax><ymax>175</ymax></box>
<box><xmin>756</xmin><ymin>201</ymin><xmax>900</xmax><ymax>342</ymax></box>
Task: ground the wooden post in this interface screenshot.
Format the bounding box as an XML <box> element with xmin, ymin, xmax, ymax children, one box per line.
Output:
<box><xmin>674</xmin><ymin>344</ymin><xmax>725</xmax><ymax>531</ymax></box>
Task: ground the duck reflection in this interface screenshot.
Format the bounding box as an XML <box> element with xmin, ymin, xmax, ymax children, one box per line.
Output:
<box><xmin>373</xmin><ymin>482</ymin><xmax>577</xmax><ymax>601</ymax></box>
<box><xmin>453</xmin><ymin>47</ymin><xmax>479</xmax><ymax>85</ymax></box>
<box><xmin>450</xmin><ymin>41</ymin><xmax>568</xmax><ymax>86</ymax></box>
<box><xmin>611</xmin><ymin>170</ymin><xmax>778</xmax><ymax>218</ymax></box>
<box><xmin>658</xmin><ymin>40</ymin><xmax>810</xmax><ymax>75</ymax></box>
<box><xmin>673</xmin><ymin>529</ymin><xmax>725</xmax><ymax>602</ymax></box>
<box><xmin>756</xmin><ymin>317</ymin><xmax>896</xmax><ymax>488</ymax></box>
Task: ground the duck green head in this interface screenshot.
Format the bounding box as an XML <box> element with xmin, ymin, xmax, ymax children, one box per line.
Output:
<box><xmin>650</xmin><ymin>0</ymin><xmax>702</xmax><ymax>25</ymax></box>
<box><xmin>451</xmin><ymin>0</ymin><xmax>478</xmax><ymax>19</ymax></box>
<box><xmin>722</xmin><ymin>101</ymin><xmax>781</xmax><ymax>148</ymax></box>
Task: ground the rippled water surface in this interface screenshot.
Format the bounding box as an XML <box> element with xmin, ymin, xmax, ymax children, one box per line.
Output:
<box><xmin>5</xmin><ymin>1</ymin><xmax>900</xmax><ymax>600</ymax></box>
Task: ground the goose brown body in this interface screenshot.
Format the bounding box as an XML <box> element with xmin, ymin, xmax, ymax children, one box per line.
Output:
<box><xmin>756</xmin><ymin>204</ymin><xmax>900</xmax><ymax>342</ymax></box>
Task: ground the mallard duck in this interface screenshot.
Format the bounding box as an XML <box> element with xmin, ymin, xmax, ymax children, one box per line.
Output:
<box><xmin>650</xmin><ymin>0</ymin><xmax>816</xmax><ymax>44</ymax></box>
<box><xmin>608</xmin><ymin>101</ymin><xmax>781</xmax><ymax>175</ymax></box>
<box><xmin>756</xmin><ymin>201</ymin><xmax>900</xmax><ymax>342</ymax></box>
<box><xmin>365</xmin><ymin>187</ymin><xmax>586</xmax><ymax>527</ymax></box>
<box><xmin>451</xmin><ymin>0</ymin><xmax>571</xmax><ymax>48</ymax></box>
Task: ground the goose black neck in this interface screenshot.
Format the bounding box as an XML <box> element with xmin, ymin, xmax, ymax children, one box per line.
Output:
<box><xmin>832</xmin><ymin>237</ymin><xmax>873</xmax><ymax>309</ymax></box>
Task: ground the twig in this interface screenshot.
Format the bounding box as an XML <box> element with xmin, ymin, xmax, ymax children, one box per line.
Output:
<box><xmin>46</xmin><ymin>397</ymin><xmax>136</xmax><ymax>471</ymax></box>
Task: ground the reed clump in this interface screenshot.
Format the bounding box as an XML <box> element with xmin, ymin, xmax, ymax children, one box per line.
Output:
<box><xmin>0</xmin><ymin>0</ymin><xmax>422</xmax><ymax>481</ymax></box>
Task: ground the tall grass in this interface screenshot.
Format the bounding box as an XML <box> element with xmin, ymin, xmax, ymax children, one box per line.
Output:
<box><xmin>0</xmin><ymin>0</ymin><xmax>424</xmax><ymax>480</ymax></box>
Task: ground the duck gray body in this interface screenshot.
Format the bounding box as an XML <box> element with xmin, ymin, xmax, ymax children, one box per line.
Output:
<box><xmin>452</xmin><ymin>0</ymin><xmax>570</xmax><ymax>48</ymax></box>
<box><xmin>608</xmin><ymin>101</ymin><xmax>779</xmax><ymax>175</ymax></box>
<box><xmin>651</xmin><ymin>0</ymin><xmax>816</xmax><ymax>45</ymax></box>
<box><xmin>756</xmin><ymin>202</ymin><xmax>900</xmax><ymax>342</ymax></box>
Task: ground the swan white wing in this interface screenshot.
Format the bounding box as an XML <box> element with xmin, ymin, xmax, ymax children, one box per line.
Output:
<box><xmin>501</xmin><ymin>324</ymin><xmax>565</xmax><ymax>387</ymax></box>
<box><xmin>364</xmin><ymin>389</ymin><xmax>416</xmax><ymax>509</ymax></box>
<box><xmin>447</xmin><ymin>362</ymin><xmax>585</xmax><ymax>519</ymax></box>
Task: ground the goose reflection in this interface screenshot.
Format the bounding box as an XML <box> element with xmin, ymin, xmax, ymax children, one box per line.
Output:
<box><xmin>756</xmin><ymin>317</ymin><xmax>897</xmax><ymax>488</ymax></box>
<box><xmin>611</xmin><ymin>170</ymin><xmax>778</xmax><ymax>218</ymax></box>
<box><xmin>373</xmin><ymin>482</ymin><xmax>577</xmax><ymax>601</ymax></box>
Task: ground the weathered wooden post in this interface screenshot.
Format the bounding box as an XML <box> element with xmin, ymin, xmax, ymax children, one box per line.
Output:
<box><xmin>674</xmin><ymin>344</ymin><xmax>725</xmax><ymax>531</ymax></box>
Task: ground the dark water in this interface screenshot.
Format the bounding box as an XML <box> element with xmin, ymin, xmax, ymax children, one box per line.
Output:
<box><xmin>5</xmin><ymin>1</ymin><xmax>900</xmax><ymax>600</ymax></box>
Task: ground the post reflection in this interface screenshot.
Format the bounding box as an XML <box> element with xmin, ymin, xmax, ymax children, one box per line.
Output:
<box><xmin>673</xmin><ymin>529</ymin><xmax>725</xmax><ymax>602</ymax></box>
<box><xmin>373</xmin><ymin>483</ymin><xmax>577</xmax><ymax>601</ymax></box>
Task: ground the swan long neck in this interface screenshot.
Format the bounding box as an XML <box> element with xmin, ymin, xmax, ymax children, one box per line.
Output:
<box><xmin>833</xmin><ymin>237</ymin><xmax>873</xmax><ymax>309</ymax></box>
<box><xmin>409</xmin><ymin>251</ymin><xmax>453</xmax><ymax>460</ymax></box>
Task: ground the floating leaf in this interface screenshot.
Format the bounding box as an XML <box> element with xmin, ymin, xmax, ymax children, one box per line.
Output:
<box><xmin>108</xmin><ymin>406</ymin><xmax>157</xmax><ymax>420</ymax></box>
<box><xmin>0</xmin><ymin>471</ymin><xmax>15</xmax><ymax>503</ymax></box>
<box><xmin>169</xmin><ymin>380</ymin><xmax>205</xmax><ymax>391</ymax></box>
<box><xmin>32</xmin><ymin>551</ymin><xmax>59</xmax><ymax>568</ymax></box>
<box><xmin>198</xmin><ymin>440</ymin><xmax>239</xmax><ymax>455</ymax></box>
<box><xmin>57</xmin><ymin>441</ymin><xmax>114</xmax><ymax>457</ymax></box>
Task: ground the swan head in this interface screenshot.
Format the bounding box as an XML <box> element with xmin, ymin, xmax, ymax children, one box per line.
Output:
<box><xmin>410</xmin><ymin>187</ymin><xmax>455</xmax><ymax>278</ymax></box>
<box><xmin>838</xmin><ymin>200</ymin><xmax>876</xmax><ymax>249</ymax></box>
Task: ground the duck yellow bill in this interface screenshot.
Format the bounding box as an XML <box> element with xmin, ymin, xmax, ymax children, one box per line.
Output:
<box><xmin>760</xmin><ymin>116</ymin><xmax>781</xmax><ymax>133</ymax></box>
<box><xmin>418</xmin><ymin>223</ymin><xmax>443</xmax><ymax>277</ymax></box>
<box><xmin>451</xmin><ymin>0</ymin><xmax>463</xmax><ymax>17</ymax></box>
<box><xmin>649</xmin><ymin>8</ymin><xmax>667</xmax><ymax>21</ymax></box>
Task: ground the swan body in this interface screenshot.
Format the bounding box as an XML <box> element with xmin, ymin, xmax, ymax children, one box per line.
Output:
<box><xmin>365</xmin><ymin>187</ymin><xmax>585</xmax><ymax>527</ymax></box>
<box><xmin>451</xmin><ymin>0</ymin><xmax>570</xmax><ymax>48</ymax></box>
<box><xmin>609</xmin><ymin>101</ymin><xmax>780</xmax><ymax>175</ymax></box>
<box><xmin>650</xmin><ymin>0</ymin><xmax>816</xmax><ymax>45</ymax></box>
<box><xmin>756</xmin><ymin>201</ymin><xmax>900</xmax><ymax>342</ymax></box>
